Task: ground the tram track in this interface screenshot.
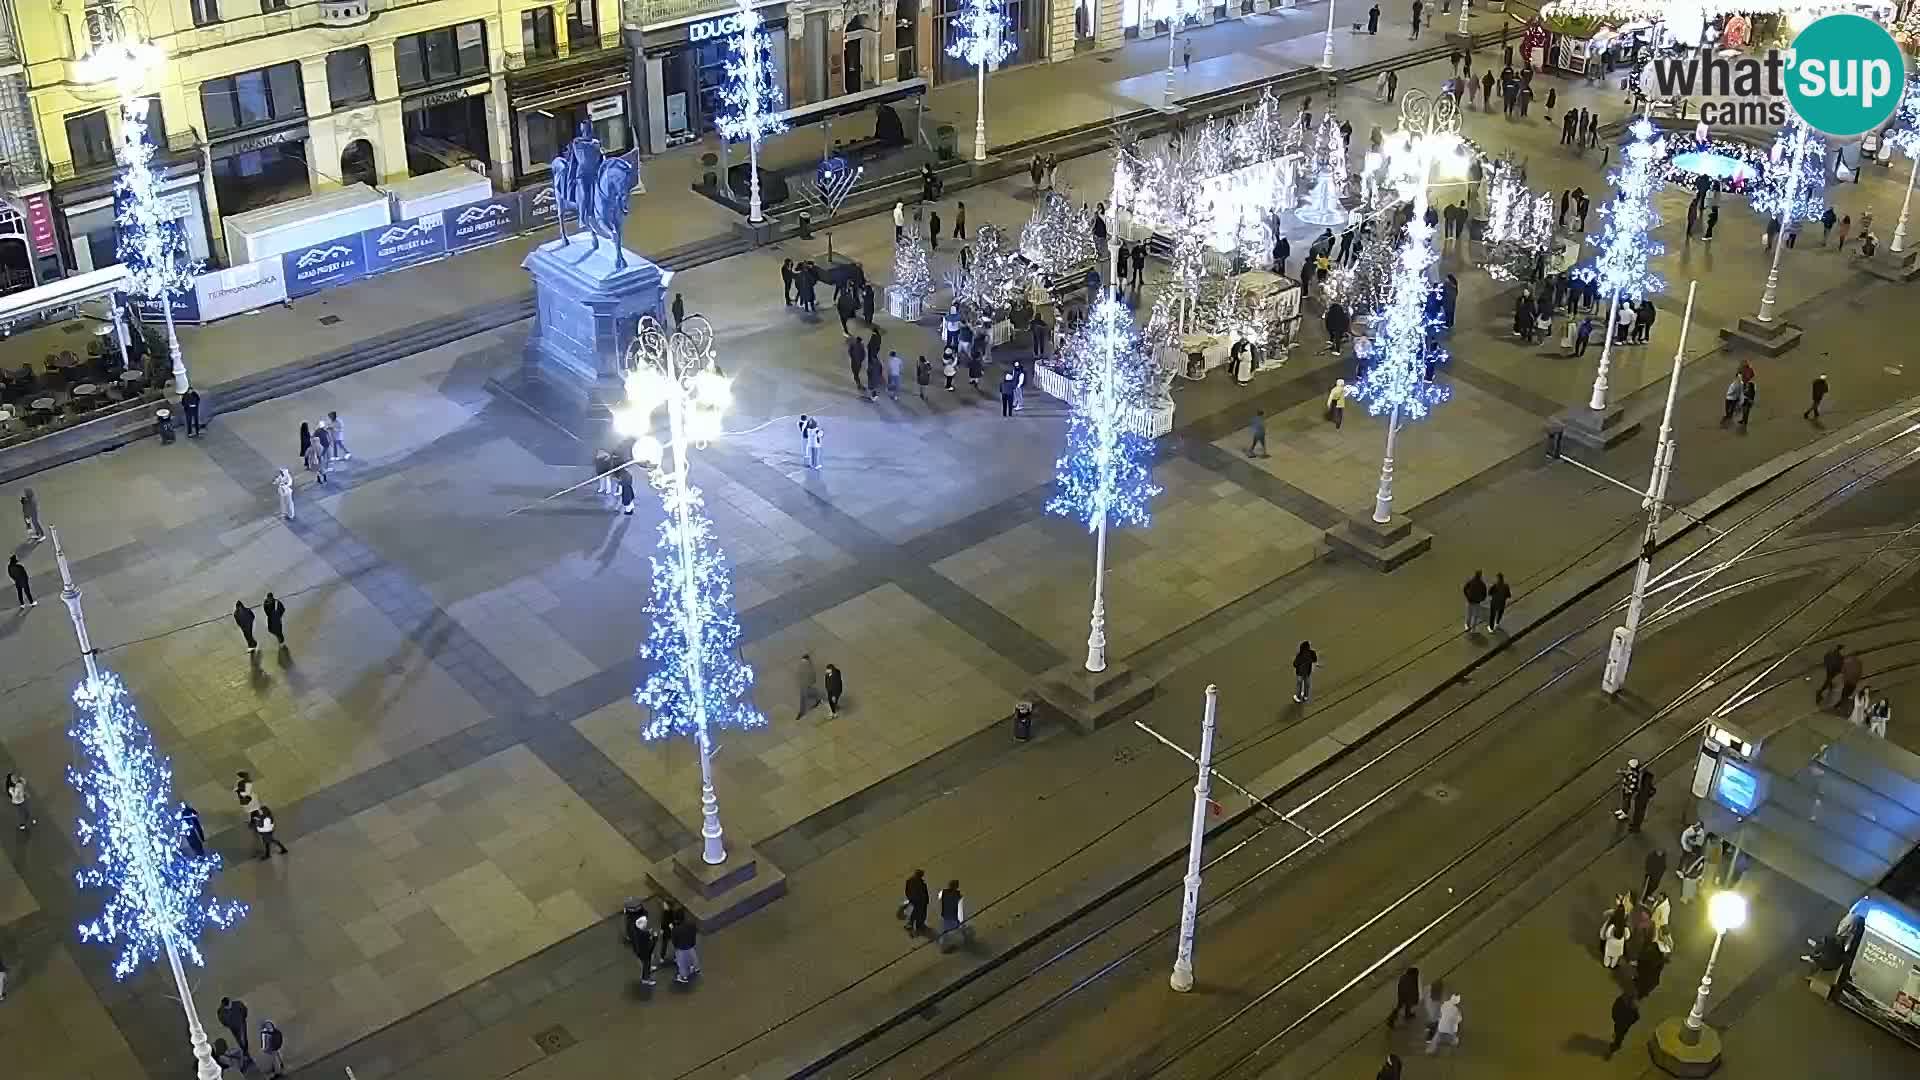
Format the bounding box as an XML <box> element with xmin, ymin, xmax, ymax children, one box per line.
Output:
<box><xmin>796</xmin><ymin>418</ymin><xmax>1920</xmax><ymax>1080</ymax></box>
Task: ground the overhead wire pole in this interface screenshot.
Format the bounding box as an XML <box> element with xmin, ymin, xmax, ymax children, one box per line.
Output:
<box><xmin>1601</xmin><ymin>281</ymin><xmax>1696</xmax><ymax>695</ymax></box>
<box><xmin>1168</xmin><ymin>685</ymin><xmax>1218</xmax><ymax>993</ymax></box>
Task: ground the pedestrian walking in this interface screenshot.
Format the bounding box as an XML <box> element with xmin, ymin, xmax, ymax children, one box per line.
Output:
<box><xmin>1603</xmin><ymin>920</ymin><xmax>1628</xmax><ymax>968</ymax></box>
<box><xmin>671</xmin><ymin>292</ymin><xmax>686</xmax><ymax>329</ymax></box>
<box><xmin>1424</xmin><ymin>993</ymin><xmax>1461</xmax><ymax>1054</ymax></box>
<box><xmin>314</xmin><ymin>420</ymin><xmax>332</xmax><ymax>464</ymax></box>
<box><xmin>1326</xmin><ymin>379</ymin><xmax>1350</xmax><ymax>429</ymax></box>
<box><xmin>1822</xmin><ymin>206</ymin><xmax>1837</xmax><ymax>244</ymax></box>
<box><xmin>903</xmin><ymin>868</ymin><xmax>931</xmax><ymax>936</ymax></box>
<box><xmin>886</xmin><ymin>350</ymin><xmax>903</xmax><ymax>401</ymax></box>
<box><xmin>893</xmin><ymin>200</ymin><xmax>905</xmax><ymax>240</ymax></box>
<box><xmin>1626</xmin><ymin>762</ymin><xmax>1656</xmax><ymax>832</ymax></box>
<box><xmin>8</xmin><ymin>553</ymin><xmax>33</xmax><ymax>609</ymax></box>
<box><xmin>1367</xmin><ymin>2</ymin><xmax>1380</xmax><ymax>32</ymax></box>
<box><xmin>1292</xmin><ymin>640</ymin><xmax>1318</xmax><ymax>703</ymax></box>
<box><xmin>5</xmin><ymin>772</ymin><xmax>34</xmax><ymax>831</ymax></box>
<box><xmin>1836</xmin><ymin>214</ymin><xmax>1851</xmax><ymax>250</ymax></box>
<box><xmin>262</xmin><ymin>592</ymin><xmax>286</xmax><ymax>646</ymax></box>
<box><xmin>954</xmin><ymin>202</ymin><xmax>967</xmax><ymax>240</ymax></box>
<box><xmin>928</xmin><ymin>209</ymin><xmax>942</xmax><ymax>251</ymax></box>
<box><xmin>1388</xmin><ymin>966</ymin><xmax>1421</xmax><ymax>1027</ymax></box>
<box><xmin>915</xmin><ymin>355</ymin><xmax>932</xmax><ymax>401</ymax></box>
<box><xmin>848</xmin><ymin>334</ymin><xmax>867</xmax><ymax>393</ymax></box>
<box><xmin>259</xmin><ymin>1019</ymin><xmax>287</xmax><ymax>1077</ymax></box>
<box><xmin>251</xmin><ymin>805</ymin><xmax>289</xmax><ymax>859</ymax></box>
<box><xmin>1817</xmin><ymin>643</ymin><xmax>1844</xmax><ymax>703</ymax></box>
<box><xmin>938</xmin><ymin>879</ymin><xmax>968</xmax><ymax>951</ymax></box>
<box><xmin>1376</xmin><ymin>1054</ymin><xmax>1402</xmax><ymax>1080</ymax></box>
<box><xmin>1131</xmin><ymin>243</ymin><xmax>1147</xmax><ymax>288</ymax></box>
<box><xmin>1839</xmin><ymin>649</ymin><xmax>1864</xmax><ymax>706</ymax></box>
<box><xmin>182</xmin><ymin>388</ymin><xmax>203</xmax><ymax>436</ymax></box>
<box><xmin>781</xmin><ymin>258</ymin><xmax>795</xmax><ymax>305</ymax></box>
<box><xmin>1704</xmin><ymin>203</ymin><xmax>1719</xmax><ymax>241</ymax></box>
<box><xmin>20</xmin><ymin>487</ymin><xmax>42</xmax><ymax>542</ymax></box>
<box><xmin>1488</xmin><ymin>573</ymin><xmax>1511</xmax><ymax>631</ymax></box>
<box><xmin>327</xmin><ymin>410</ymin><xmax>351</xmax><ymax>460</ymax></box>
<box><xmin>1463</xmin><ymin>571</ymin><xmax>1488</xmax><ymax>632</ymax></box>
<box><xmin>837</xmin><ymin>289</ymin><xmax>857</xmax><ymax>335</ymax></box>
<box><xmin>942</xmin><ymin>348</ymin><xmax>957</xmax><ymax>391</ymax></box>
<box><xmin>233</xmin><ymin>599</ymin><xmax>258</xmax><ymax>652</ymax></box>
<box><xmin>235</xmin><ymin>771</ymin><xmax>258</xmax><ymax>816</ymax></box>
<box><xmin>1739</xmin><ymin>378</ymin><xmax>1756</xmax><ymax>427</ymax></box>
<box><xmin>1182</xmin><ymin>37</ymin><xmax>1192</xmax><ymax>71</ymax></box>
<box><xmin>1247</xmin><ymin>410</ymin><xmax>1268</xmax><ymax>457</ymax></box>
<box><xmin>967</xmin><ymin>347</ymin><xmax>985</xmax><ymax>392</ymax></box>
<box><xmin>217</xmin><ymin>998</ymin><xmax>254</xmax><ymax>1069</ymax></box>
<box><xmin>625</xmin><ymin>904</ymin><xmax>659</xmax><ymax>986</ymax></box>
<box><xmin>1722</xmin><ymin>377</ymin><xmax>1743</xmax><ymax>424</ymax></box>
<box><xmin>866</xmin><ymin>349</ymin><xmax>885</xmax><ymax>403</ymax></box>
<box><xmin>1633</xmin><ymin>937</ymin><xmax>1667</xmax><ymax>998</ymax></box>
<box><xmin>656</xmin><ymin>901</ymin><xmax>682</xmax><ymax>967</ymax></box>
<box><xmin>824</xmin><ymin>663</ymin><xmax>844</xmax><ymax>715</ymax></box>
<box><xmin>1641</xmin><ymin>847</ymin><xmax>1667</xmax><ymax>902</ymax></box>
<box><xmin>182</xmin><ymin>803</ymin><xmax>206</xmax><ymax>858</ymax></box>
<box><xmin>1805</xmin><ymin>373</ymin><xmax>1829</xmax><ymax>419</ymax></box>
<box><xmin>1410</xmin><ymin>0</ymin><xmax>1423</xmax><ymax>38</ymax></box>
<box><xmin>275</xmin><ymin>467</ymin><xmax>296</xmax><ymax>520</ymax></box>
<box><xmin>616</xmin><ymin>463</ymin><xmax>637</xmax><ymax>515</ymax></box>
<box><xmin>670</xmin><ymin>910</ymin><xmax>701</xmax><ymax>982</ymax></box>
<box><xmin>1031</xmin><ymin>315</ymin><xmax>1048</xmax><ymax>358</ymax></box>
<box><xmin>1000</xmin><ymin>369</ymin><xmax>1018</xmax><ymax>416</ymax></box>
<box><xmin>1605</xmin><ymin>990</ymin><xmax>1640</xmax><ymax>1059</ymax></box>
<box><xmin>304</xmin><ymin>434</ymin><xmax>329</xmax><ymax>484</ymax></box>
<box><xmin>802</xmin><ymin>417</ymin><xmax>824</xmax><ymax>470</ymax></box>
<box><xmin>794</xmin><ymin>652</ymin><xmax>826</xmax><ymax>721</ymax></box>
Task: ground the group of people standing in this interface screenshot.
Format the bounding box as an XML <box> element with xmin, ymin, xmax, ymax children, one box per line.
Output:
<box><xmin>296</xmin><ymin>411</ymin><xmax>352</xmax><ymax>484</ymax></box>
<box><xmin>623</xmin><ymin>897</ymin><xmax>704</xmax><ymax>985</ymax></box>
<box><xmin>900</xmin><ymin>869</ymin><xmax>972</xmax><ymax>951</ymax></box>
<box><xmin>1818</xmin><ymin>642</ymin><xmax>1892</xmax><ymax>738</ymax></box>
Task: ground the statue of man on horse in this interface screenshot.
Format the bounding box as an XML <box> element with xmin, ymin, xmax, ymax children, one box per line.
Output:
<box><xmin>549</xmin><ymin>122</ymin><xmax>635</xmax><ymax>270</ymax></box>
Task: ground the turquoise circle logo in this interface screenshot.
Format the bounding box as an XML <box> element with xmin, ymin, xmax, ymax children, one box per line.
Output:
<box><xmin>1785</xmin><ymin>14</ymin><xmax>1906</xmax><ymax>137</ymax></box>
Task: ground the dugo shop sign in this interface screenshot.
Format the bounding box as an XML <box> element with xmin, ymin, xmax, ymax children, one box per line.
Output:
<box><xmin>689</xmin><ymin>11</ymin><xmax>749</xmax><ymax>41</ymax></box>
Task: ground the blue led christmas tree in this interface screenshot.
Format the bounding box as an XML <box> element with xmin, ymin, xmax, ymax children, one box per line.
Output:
<box><xmin>69</xmin><ymin>670</ymin><xmax>247</xmax><ymax>981</ymax></box>
<box><xmin>948</xmin><ymin>0</ymin><xmax>1017</xmax><ymax>161</ymax></box>
<box><xmin>1576</xmin><ymin>117</ymin><xmax>1665</xmax><ymax>410</ymax></box>
<box><xmin>1048</xmin><ymin>297</ymin><xmax>1162</xmax><ymax>671</ymax></box>
<box><xmin>1350</xmin><ymin>216</ymin><xmax>1451</xmax><ymax>524</ymax></box>
<box><xmin>1751</xmin><ymin>117</ymin><xmax>1828</xmax><ymax>227</ymax></box>
<box><xmin>715</xmin><ymin>0</ymin><xmax>787</xmax><ymax>223</ymax></box>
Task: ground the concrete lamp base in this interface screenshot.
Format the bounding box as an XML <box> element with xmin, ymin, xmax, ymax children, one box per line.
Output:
<box><xmin>1325</xmin><ymin>513</ymin><xmax>1433</xmax><ymax>571</ymax></box>
<box><xmin>1032</xmin><ymin>659</ymin><xmax>1155</xmax><ymax>734</ymax></box>
<box><xmin>1718</xmin><ymin>316</ymin><xmax>1804</xmax><ymax>357</ymax></box>
<box><xmin>1557</xmin><ymin>402</ymin><xmax>1642</xmax><ymax>452</ymax></box>
<box><xmin>646</xmin><ymin>842</ymin><xmax>787</xmax><ymax>932</ymax></box>
<box><xmin>1648</xmin><ymin>1017</ymin><xmax>1724</xmax><ymax>1077</ymax></box>
<box><xmin>1862</xmin><ymin>246</ymin><xmax>1920</xmax><ymax>282</ymax></box>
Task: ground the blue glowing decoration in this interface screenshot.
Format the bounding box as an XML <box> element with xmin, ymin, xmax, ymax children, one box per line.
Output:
<box><xmin>635</xmin><ymin>481</ymin><xmax>764</xmax><ymax>742</ymax></box>
<box><xmin>1886</xmin><ymin>76</ymin><xmax>1920</xmax><ymax>160</ymax></box>
<box><xmin>116</xmin><ymin>100</ymin><xmax>200</xmax><ymax>311</ymax></box>
<box><xmin>1751</xmin><ymin>117</ymin><xmax>1828</xmax><ymax>226</ymax></box>
<box><xmin>714</xmin><ymin>0</ymin><xmax>787</xmax><ymax>146</ymax></box>
<box><xmin>947</xmin><ymin>0</ymin><xmax>1017</xmax><ymax>70</ymax></box>
<box><xmin>68</xmin><ymin>671</ymin><xmax>246</xmax><ymax>981</ymax></box>
<box><xmin>1577</xmin><ymin>118</ymin><xmax>1665</xmax><ymax>306</ymax></box>
<box><xmin>1350</xmin><ymin>218</ymin><xmax>1452</xmax><ymax>422</ymax></box>
<box><xmin>1048</xmin><ymin>298</ymin><xmax>1162</xmax><ymax>531</ymax></box>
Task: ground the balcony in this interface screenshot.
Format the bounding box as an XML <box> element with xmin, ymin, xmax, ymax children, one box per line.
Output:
<box><xmin>317</xmin><ymin>0</ymin><xmax>375</xmax><ymax>27</ymax></box>
<box><xmin>51</xmin><ymin>127</ymin><xmax>202</xmax><ymax>185</ymax></box>
<box><xmin>504</xmin><ymin>30</ymin><xmax>625</xmax><ymax>76</ymax></box>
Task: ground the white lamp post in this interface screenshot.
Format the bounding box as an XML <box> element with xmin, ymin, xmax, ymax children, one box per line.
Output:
<box><xmin>1320</xmin><ymin>0</ymin><xmax>1338</xmax><ymax>69</ymax></box>
<box><xmin>1169</xmin><ymin>684</ymin><xmax>1219</xmax><ymax>992</ymax></box>
<box><xmin>51</xmin><ymin>527</ymin><xmax>234</xmax><ymax>1080</ymax></box>
<box><xmin>948</xmin><ymin>0</ymin><xmax>1017</xmax><ymax>162</ymax></box>
<box><xmin>1755</xmin><ymin>121</ymin><xmax>1823</xmax><ymax>325</ymax></box>
<box><xmin>716</xmin><ymin>0</ymin><xmax>787</xmax><ymax>225</ymax></box>
<box><xmin>1457</xmin><ymin>0</ymin><xmax>1469</xmax><ymax>36</ymax></box>
<box><xmin>1683</xmin><ymin>891</ymin><xmax>1748</xmax><ymax>1043</ymax></box>
<box><xmin>617</xmin><ymin>316</ymin><xmax>760</xmax><ymax>866</ymax></box>
<box><xmin>1893</xmin><ymin>155</ymin><xmax>1917</xmax><ymax>253</ymax></box>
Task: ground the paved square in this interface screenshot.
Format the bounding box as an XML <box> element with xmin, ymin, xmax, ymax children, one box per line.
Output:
<box><xmin>578</xmin><ymin>582</ymin><xmax>1027</xmax><ymax>846</ymax></box>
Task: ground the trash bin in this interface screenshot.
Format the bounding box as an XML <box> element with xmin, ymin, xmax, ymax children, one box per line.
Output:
<box><xmin>797</xmin><ymin>211</ymin><xmax>813</xmax><ymax>239</ymax></box>
<box><xmin>1013</xmin><ymin>700</ymin><xmax>1034</xmax><ymax>741</ymax></box>
<box><xmin>154</xmin><ymin>407</ymin><xmax>175</xmax><ymax>445</ymax></box>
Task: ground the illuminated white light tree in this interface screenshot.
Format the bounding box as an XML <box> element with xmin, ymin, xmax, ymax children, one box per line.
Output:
<box><xmin>958</xmin><ymin>224</ymin><xmax>1030</xmax><ymax>322</ymax></box>
<box><xmin>716</xmin><ymin>0</ymin><xmax>787</xmax><ymax>224</ymax></box>
<box><xmin>1021</xmin><ymin>191</ymin><xmax>1096</xmax><ymax>283</ymax></box>
<box><xmin>1297</xmin><ymin>113</ymin><xmax>1351</xmax><ymax>227</ymax></box>
<box><xmin>618</xmin><ymin>316</ymin><xmax>764</xmax><ymax>866</ymax></box>
<box><xmin>1577</xmin><ymin>118</ymin><xmax>1665</xmax><ymax>412</ymax></box>
<box><xmin>949</xmin><ymin>0</ymin><xmax>1016</xmax><ymax>163</ymax></box>
<box><xmin>1482</xmin><ymin>161</ymin><xmax>1556</xmax><ymax>281</ymax></box>
<box><xmin>889</xmin><ymin>227</ymin><xmax>933</xmax><ymax>319</ymax></box>
<box><xmin>1049</xmin><ymin>298</ymin><xmax>1163</xmax><ymax>672</ymax></box>
<box><xmin>1888</xmin><ymin>77</ymin><xmax>1920</xmax><ymax>253</ymax></box>
<box><xmin>1750</xmin><ymin>116</ymin><xmax>1827</xmax><ymax>324</ymax></box>
<box><xmin>53</xmin><ymin>525</ymin><xmax>246</xmax><ymax>1080</ymax></box>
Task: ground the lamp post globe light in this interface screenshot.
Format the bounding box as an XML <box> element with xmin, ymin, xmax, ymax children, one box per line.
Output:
<box><xmin>77</xmin><ymin>7</ymin><xmax>195</xmax><ymax>395</ymax></box>
<box><xmin>616</xmin><ymin>316</ymin><xmax>764</xmax><ymax>866</ymax></box>
<box><xmin>1651</xmin><ymin>889</ymin><xmax>1748</xmax><ymax>1075</ymax></box>
<box><xmin>948</xmin><ymin>0</ymin><xmax>1016</xmax><ymax>162</ymax></box>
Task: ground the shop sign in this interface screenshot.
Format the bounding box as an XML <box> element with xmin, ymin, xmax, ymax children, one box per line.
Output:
<box><xmin>446</xmin><ymin>195</ymin><xmax>523</xmax><ymax>252</ymax></box>
<box><xmin>689</xmin><ymin>11</ymin><xmax>748</xmax><ymax>41</ymax></box>
<box><xmin>361</xmin><ymin>211</ymin><xmax>448</xmax><ymax>274</ymax></box>
<box><xmin>587</xmin><ymin>94</ymin><xmax>626</xmax><ymax>121</ymax></box>
<box><xmin>642</xmin><ymin>0</ymin><xmax>736</xmax><ymax>28</ymax></box>
<box><xmin>157</xmin><ymin>191</ymin><xmax>196</xmax><ymax>220</ymax></box>
<box><xmin>405</xmin><ymin>83</ymin><xmax>487</xmax><ymax>112</ymax></box>
<box><xmin>194</xmin><ymin>258</ymin><xmax>287</xmax><ymax>321</ymax></box>
<box><xmin>24</xmin><ymin>193</ymin><xmax>55</xmax><ymax>256</ymax></box>
<box><xmin>282</xmin><ymin>237</ymin><xmax>367</xmax><ymax>297</ymax></box>
<box><xmin>128</xmin><ymin>287</ymin><xmax>202</xmax><ymax>325</ymax></box>
<box><xmin>215</xmin><ymin>126</ymin><xmax>307</xmax><ymax>158</ymax></box>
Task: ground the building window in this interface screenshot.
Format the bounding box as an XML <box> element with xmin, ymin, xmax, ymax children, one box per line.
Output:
<box><xmin>567</xmin><ymin>0</ymin><xmax>598</xmax><ymax>43</ymax></box>
<box><xmin>142</xmin><ymin>96</ymin><xmax>168</xmax><ymax>144</ymax></box>
<box><xmin>66</xmin><ymin>109</ymin><xmax>114</xmax><ymax>169</ymax></box>
<box><xmin>522</xmin><ymin>8</ymin><xmax>557</xmax><ymax>59</ymax></box>
<box><xmin>191</xmin><ymin>0</ymin><xmax>221</xmax><ymax>26</ymax></box>
<box><xmin>395</xmin><ymin>21</ymin><xmax>489</xmax><ymax>91</ymax></box>
<box><xmin>200</xmin><ymin>61</ymin><xmax>307</xmax><ymax>137</ymax></box>
<box><xmin>260</xmin><ymin>0</ymin><xmax>289</xmax><ymax>10</ymax></box>
<box><xmin>327</xmin><ymin>47</ymin><xmax>375</xmax><ymax>108</ymax></box>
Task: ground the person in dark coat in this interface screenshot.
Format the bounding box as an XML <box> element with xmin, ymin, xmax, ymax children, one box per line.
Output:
<box><xmin>1606</xmin><ymin>990</ymin><xmax>1641</xmax><ymax>1059</ymax></box>
<box><xmin>181</xmin><ymin>388</ymin><xmax>203</xmax><ymax>436</ymax></box>
<box><xmin>262</xmin><ymin>592</ymin><xmax>287</xmax><ymax>645</ymax></box>
<box><xmin>616</xmin><ymin>465</ymin><xmax>636</xmax><ymax>516</ymax></box>
<box><xmin>781</xmin><ymin>258</ymin><xmax>795</xmax><ymax>305</ymax></box>
<box><xmin>1131</xmin><ymin>242</ymin><xmax>1147</xmax><ymax>287</ymax></box>
<box><xmin>904</xmin><ymin>868</ymin><xmax>931</xmax><ymax>936</ymax></box>
<box><xmin>928</xmin><ymin>209</ymin><xmax>942</xmax><ymax>250</ymax></box>
<box><xmin>671</xmin><ymin>292</ymin><xmax>686</xmax><ymax>329</ymax></box>
<box><xmin>1805</xmin><ymin>373</ymin><xmax>1829</xmax><ymax>420</ymax></box>
<box><xmin>1293</xmin><ymin>641</ymin><xmax>1318</xmax><ymax>703</ymax></box>
<box><xmin>1817</xmin><ymin>644</ymin><xmax>1845</xmax><ymax>703</ymax></box>
<box><xmin>966</xmin><ymin>347</ymin><xmax>984</xmax><ymax>390</ymax></box>
<box><xmin>865</xmin><ymin>349</ymin><xmax>884</xmax><ymax>403</ymax></box>
<box><xmin>861</xmin><ymin>282</ymin><xmax>876</xmax><ymax>325</ymax></box>
<box><xmin>1000</xmin><ymin>369</ymin><xmax>1018</xmax><ymax>416</ymax></box>
<box><xmin>848</xmin><ymin>335</ymin><xmax>867</xmax><ymax>392</ymax></box>
<box><xmin>867</xmin><ymin>327</ymin><xmax>883</xmax><ymax>369</ymax></box>
<box><xmin>915</xmin><ymin>355</ymin><xmax>932</xmax><ymax>400</ymax></box>
<box><xmin>1642</xmin><ymin>847</ymin><xmax>1668</xmax><ymax>900</ymax></box>
<box><xmin>181</xmin><ymin>803</ymin><xmax>206</xmax><ymax>858</ymax></box>
<box><xmin>8</xmin><ymin>554</ymin><xmax>32</xmax><ymax>609</ymax></box>
<box><xmin>1376</xmin><ymin>1054</ymin><xmax>1403</xmax><ymax>1080</ymax></box>
<box><xmin>657</xmin><ymin>901</ymin><xmax>682</xmax><ymax>966</ymax></box>
<box><xmin>217</xmin><ymin>998</ymin><xmax>253</xmax><ymax>1068</ymax></box>
<box><xmin>1633</xmin><ymin>937</ymin><xmax>1667</xmax><ymax>998</ymax></box>
<box><xmin>627</xmin><ymin>906</ymin><xmax>658</xmax><ymax>986</ymax></box>
<box><xmin>799</xmin><ymin>262</ymin><xmax>819</xmax><ymax>312</ymax></box>
<box><xmin>1488</xmin><ymin>573</ymin><xmax>1512</xmax><ymax>631</ymax></box>
<box><xmin>1739</xmin><ymin>378</ymin><xmax>1757</xmax><ymax>427</ymax></box>
<box><xmin>670</xmin><ymin>910</ymin><xmax>701</xmax><ymax>982</ymax></box>
<box><xmin>836</xmin><ymin>289</ymin><xmax>857</xmax><ymax>334</ymax></box>
<box><xmin>824</xmin><ymin>663</ymin><xmax>844</xmax><ymax>715</ymax></box>
<box><xmin>1367</xmin><ymin>3</ymin><xmax>1380</xmax><ymax>32</ymax></box>
<box><xmin>233</xmin><ymin>600</ymin><xmax>258</xmax><ymax>652</ymax></box>
<box><xmin>1388</xmin><ymin>966</ymin><xmax>1421</xmax><ymax>1027</ymax></box>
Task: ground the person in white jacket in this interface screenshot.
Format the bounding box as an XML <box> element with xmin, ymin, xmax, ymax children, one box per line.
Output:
<box><xmin>893</xmin><ymin>201</ymin><xmax>905</xmax><ymax>240</ymax></box>
<box><xmin>1425</xmin><ymin>994</ymin><xmax>1462</xmax><ymax>1054</ymax></box>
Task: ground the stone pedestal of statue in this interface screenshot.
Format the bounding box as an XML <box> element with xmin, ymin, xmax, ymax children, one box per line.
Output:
<box><xmin>521</xmin><ymin>232</ymin><xmax>664</xmax><ymax>403</ymax></box>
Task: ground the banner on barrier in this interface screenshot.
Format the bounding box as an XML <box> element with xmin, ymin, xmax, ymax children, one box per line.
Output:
<box><xmin>446</xmin><ymin>195</ymin><xmax>523</xmax><ymax>252</ymax></box>
<box><xmin>128</xmin><ymin>288</ymin><xmax>201</xmax><ymax>325</ymax></box>
<box><xmin>195</xmin><ymin>258</ymin><xmax>288</xmax><ymax>321</ymax></box>
<box><xmin>362</xmin><ymin>212</ymin><xmax>448</xmax><ymax>274</ymax></box>
<box><xmin>282</xmin><ymin>238</ymin><xmax>367</xmax><ymax>297</ymax></box>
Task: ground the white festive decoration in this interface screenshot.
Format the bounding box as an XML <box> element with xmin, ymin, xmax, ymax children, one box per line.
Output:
<box><xmin>1296</xmin><ymin>113</ymin><xmax>1351</xmax><ymax>227</ymax></box>
<box><xmin>948</xmin><ymin>0</ymin><xmax>1016</xmax><ymax>161</ymax></box>
<box><xmin>957</xmin><ymin>224</ymin><xmax>1030</xmax><ymax>320</ymax></box>
<box><xmin>1021</xmin><ymin>192</ymin><xmax>1096</xmax><ymax>281</ymax></box>
<box><xmin>116</xmin><ymin>98</ymin><xmax>197</xmax><ymax>393</ymax></box>
<box><xmin>714</xmin><ymin>0</ymin><xmax>787</xmax><ymax>223</ymax></box>
<box><xmin>1482</xmin><ymin>161</ymin><xmax>1556</xmax><ymax>281</ymax></box>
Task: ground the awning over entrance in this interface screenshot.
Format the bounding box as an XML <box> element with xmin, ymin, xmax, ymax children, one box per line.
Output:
<box><xmin>0</xmin><ymin>263</ymin><xmax>130</xmax><ymax>332</ymax></box>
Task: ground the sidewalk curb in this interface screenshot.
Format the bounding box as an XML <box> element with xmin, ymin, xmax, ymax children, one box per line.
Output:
<box><xmin>780</xmin><ymin>399</ymin><xmax>1920</xmax><ymax>1077</ymax></box>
